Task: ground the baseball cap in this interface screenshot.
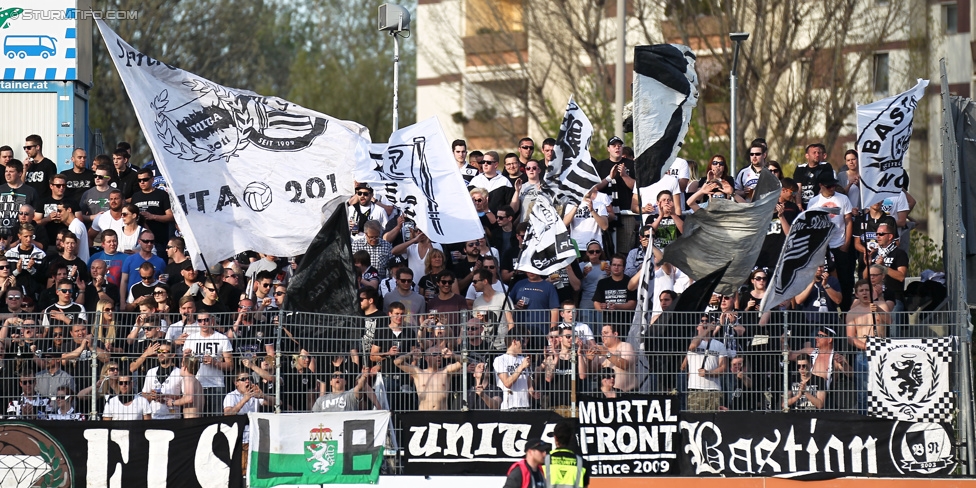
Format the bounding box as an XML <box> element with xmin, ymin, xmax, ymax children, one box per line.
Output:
<box><xmin>388</xmin><ymin>255</ymin><xmax>407</xmax><ymax>269</ymax></box>
<box><xmin>208</xmin><ymin>263</ymin><xmax>224</xmax><ymax>276</ymax></box>
<box><xmin>607</xmin><ymin>136</ymin><xmax>623</xmax><ymax>146</ymax></box>
<box><xmin>355</xmin><ymin>182</ymin><xmax>372</xmax><ymax>191</ymax></box>
<box><xmin>524</xmin><ymin>438</ymin><xmax>551</xmax><ymax>453</ymax></box>
<box><xmin>820</xmin><ymin>325</ymin><xmax>837</xmax><ymax>337</ymax></box>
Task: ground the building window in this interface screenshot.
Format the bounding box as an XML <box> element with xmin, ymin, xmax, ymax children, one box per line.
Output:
<box><xmin>944</xmin><ymin>3</ymin><xmax>959</xmax><ymax>34</ymax></box>
<box><xmin>873</xmin><ymin>53</ymin><xmax>889</xmax><ymax>94</ymax></box>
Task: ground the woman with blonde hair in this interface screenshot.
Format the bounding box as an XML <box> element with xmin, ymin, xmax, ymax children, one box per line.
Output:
<box><xmin>94</xmin><ymin>299</ymin><xmax>121</xmax><ymax>353</ymax></box>
<box><xmin>418</xmin><ymin>249</ymin><xmax>457</xmax><ymax>299</ymax></box>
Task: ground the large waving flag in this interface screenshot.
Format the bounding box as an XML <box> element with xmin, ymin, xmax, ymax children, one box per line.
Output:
<box><xmin>96</xmin><ymin>20</ymin><xmax>371</xmax><ymax>264</ymax></box>
<box><xmin>760</xmin><ymin>210</ymin><xmax>833</xmax><ymax>312</ymax></box>
<box><xmin>544</xmin><ymin>97</ymin><xmax>599</xmax><ymax>207</ymax></box>
<box><xmin>632</xmin><ymin>44</ymin><xmax>700</xmax><ymax>189</ymax></box>
<box><xmin>662</xmin><ymin>171</ymin><xmax>780</xmax><ymax>296</ymax></box>
<box><xmin>355</xmin><ymin>117</ymin><xmax>484</xmax><ymax>243</ymax></box>
<box><xmin>857</xmin><ymin>79</ymin><xmax>928</xmax><ymax>210</ymax></box>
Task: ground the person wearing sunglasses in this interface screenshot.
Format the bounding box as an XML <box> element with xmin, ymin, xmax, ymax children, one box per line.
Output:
<box><xmin>118</xmin><ymin>229</ymin><xmax>165</xmax><ymax>307</ymax></box>
<box><xmin>22</xmin><ymin>135</ymin><xmax>57</xmax><ymax>201</ymax></box>
<box><xmin>61</xmin><ymin>148</ymin><xmax>93</xmax><ymax>203</ymax></box>
<box><xmin>792</xmin><ymin>143</ymin><xmax>834</xmax><ymax>210</ymax></box>
<box><xmin>102</xmin><ymin>375</ymin><xmax>152</xmax><ymax>420</ymax></box>
<box><xmin>787</xmin><ymin>354</ymin><xmax>827</xmax><ymax>410</ymax></box>
<box><xmin>42</xmin><ymin>278</ymin><xmax>88</xmax><ymax>328</ymax></box>
<box><xmin>734</xmin><ymin>141</ymin><xmax>768</xmax><ymax>201</ymax></box>
<box><xmin>130</xmin><ymin>168</ymin><xmax>174</xmax><ymax>256</ymax></box>
<box><xmin>79</xmin><ymin>164</ymin><xmax>116</xmax><ymax>229</ymax></box>
<box><xmin>183</xmin><ymin>312</ymin><xmax>234</xmax><ymax>415</ymax></box>
<box><xmin>468</xmin><ymin>151</ymin><xmax>514</xmax><ymax>214</ymax></box>
<box><xmin>516</xmin><ymin>137</ymin><xmax>535</xmax><ymax>167</ymax></box>
<box><xmin>424</xmin><ymin>269</ymin><xmax>467</xmax><ymax>331</ymax></box>
<box><xmin>510</xmin><ymin>159</ymin><xmax>550</xmax><ymax>222</ymax></box>
<box><xmin>8</xmin><ymin>372</ymin><xmax>50</xmax><ymax>419</ymax></box>
<box><xmin>37</xmin><ymin>174</ymin><xmax>75</xmax><ymax>245</ymax></box>
<box><xmin>347</xmin><ymin>182</ymin><xmax>392</xmax><ymax>235</ymax></box>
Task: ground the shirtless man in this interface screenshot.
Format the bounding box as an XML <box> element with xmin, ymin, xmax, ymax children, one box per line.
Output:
<box><xmin>174</xmin><ymin>352</ymin><xmax>204</xmax><ymax>418</ymax></box>
<box><xmin>393</xmin><ymin>346</ymin><xmax>463</xmax><ymax>411</ymax></box>
<box><xmin>587</xmin><ymin>323</ymin><xmax>636</xmax><ymax>392</ymax></box>
<box><xmin>846</xmin><ymin>279</ymin><xmax>890</xmax><ymax>414</ymax></box>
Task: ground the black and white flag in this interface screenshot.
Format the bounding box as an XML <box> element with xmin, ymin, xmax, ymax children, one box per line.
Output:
<box><xmin>760</xmin><ymin>210</ymin><xmax>833</xmax><ymax>312</ymax></box>
<box><xmin>632</xmin><ymin>44</ymin><xmax>699</xmax><ymax>189</ymax></box>
<box><xmin>544</xmin><ymin>97</ymin><xmax>599</xmax><ymax>207</ymax></box>
<box><xmin>867</xmin><ymin>336</ymin><xmax>955</xmax><ymax>423</ymax></box>
<box><xmin>516</xmin><ymin>197</ymin><xmax>576</xmax><ymax>275</ymax></box>
<box><xmin>355</xmin><ymin>117</ymin><xmax>484</xmax><ymax>243</ymax></box>
<box><xmin>96</xmin><ymin>20</ymin><xmax>371</xmax><ymax>266</ymax></box>
<box><xmin>857</xmin><ymin>79</ymin><xmax>928</xmax><ymax>210</ymax></box>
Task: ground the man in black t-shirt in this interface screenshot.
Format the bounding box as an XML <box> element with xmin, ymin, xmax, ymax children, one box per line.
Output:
<box><xmin>368</xmin><ymin>302</ymin><xmax>418</xmax><ymax>412</ymax></box>
<box><xmin>865</xmin><ymin>221</ymin><xmax>909</xmax><ymax>305</ymax></box>
<box><xmin>790</xmin><ymin>144</ymin><xmax>834</xmax><ymax>209</ymax></box>
<box><xmin>593</xmin><ymin>137</ymin><xmax>636</xmax><ymax>255</ymax></box>
<box><xmin>22</xmin><ymin>135</ymin><xmax>57</xmax><ymax>201</ymax></box>
<box><xmin>130</xmin><ymin>168</ymin><xmax>174</xmax><ymax>256</ymax></box>
<box><xmin>592</xmin><ymin>254</ymin><xmax>637</xmax><ymax>327</ymax></box>
<box><xmin>63</xmin><ymin>149</ymin><xmax>95</xmax><ymax>203</ymax></box>
<box><xmin>755</xmin><ymin>178</ymin><xmax>800</xmax><ymax>271</ymax></box>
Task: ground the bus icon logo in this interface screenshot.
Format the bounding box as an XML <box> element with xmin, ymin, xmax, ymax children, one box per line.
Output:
<box><xmin>4</xmin><ymin>35</ymin><xmax>57</xmax><ymax>59</ymax></box>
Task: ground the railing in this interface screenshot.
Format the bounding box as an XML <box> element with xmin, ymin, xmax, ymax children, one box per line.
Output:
<box><xmin>2</xmin><ymin>308</ymin><xmax>967</xmax><ymax>474</ymax></box>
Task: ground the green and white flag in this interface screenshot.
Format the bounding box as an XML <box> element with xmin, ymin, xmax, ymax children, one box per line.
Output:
<box><xmin>247</xmin><ymin>411</ymin><xmax>389</xmax><ymax>486</ymax></box>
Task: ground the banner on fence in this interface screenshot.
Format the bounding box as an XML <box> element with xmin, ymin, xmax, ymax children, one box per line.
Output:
<box><xmin>577</xmin><ymin>395</ymin><xmax>679</xmax><ymax>476</ymax></box>
<box><xmin>401</xmin><ymin>410</ymin><xmax>563</xmax><ymax>475</ymax></box>
<box><xmin>247</xmin><ymin>411</ymin><xmax>389</xmax><ymax>486</ymax></box>
<box><xmin>680</xmin><ymin>412</ymin><xmax>955</xmax><ymax>478</ymax></box>
<box><xmin>0</xmin><ymin>416</ymin><xmax>246</xmax><ymax>488</ymax></box>
<box><xmin>867</xmin><ymin>336</ymin><xmax>955</xmax><ymax>423</ymax></box>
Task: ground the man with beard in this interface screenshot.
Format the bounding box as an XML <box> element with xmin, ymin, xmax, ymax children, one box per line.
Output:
<box><xmin>141</xmin><ymin>341</ymin><xmax>183</xmax><ymax>419</ymax></box>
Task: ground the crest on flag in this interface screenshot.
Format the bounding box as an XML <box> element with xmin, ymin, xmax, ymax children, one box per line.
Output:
<box><xmin>867</xmin><ymin>336</ymin><xmax>955</xmax><ymax>423</ymax></box>
<box><xmin>857</xmin><ymin>79</ymin><xmax>928</xmax><ymax>209</ymax></box>
<box><xmin>305</xmin><ymin>425</ymin><xmax>338</xmax><ymax>474</ymax></box>
<box><xmin>544</xmin><ymin>97</ymin><xmax>599</xmax><ymax>207</ymax></box>
<box><xmin>152</xmin><ymin>80</ymin><xmax>328</xmax><ymax>163</ymax></box>
<box><xmin>516</xmin><ymin>198</ymin><xmax>576</xmax><ymax>275</ymax></box>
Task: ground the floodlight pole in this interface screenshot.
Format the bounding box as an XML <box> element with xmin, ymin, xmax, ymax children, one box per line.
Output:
<box><xmin>729</xmin><ymin>33</ymin><xmax>749</xmax><ymax>177</ymax></box>
<box><xmin>392</xmin><ymin>32</ymin><xmax>400</xmax><ymax>132</ymax></box>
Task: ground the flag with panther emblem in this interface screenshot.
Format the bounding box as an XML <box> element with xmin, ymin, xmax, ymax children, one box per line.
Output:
<box><xmin>866</xmin><ymin>336</ymin><xmax>955</xmax><ymax>422</ymax></box>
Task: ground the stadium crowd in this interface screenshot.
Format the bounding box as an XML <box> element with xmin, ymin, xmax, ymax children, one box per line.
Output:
<box><xmin>0</xmin><ymin>132</ymin><xmax>938</xmax><ymax>423</ymax></box>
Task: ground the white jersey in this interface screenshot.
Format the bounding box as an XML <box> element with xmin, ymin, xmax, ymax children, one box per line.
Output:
<box><xmin>493</xmin><ymin>353</ymin><xmax>529</xmax><ymax>410</ymax></box>
<box><xmin>567</xmin><ymin>192</ymin><xmax>611</xmax><ymax>246</ymax></box>
<box><xmin>686</xmin><ymin>339</ymin><xmax>728</xmax><ymax>391</ymax></box>
<box><xmin>734</xmin><ymin>165</ymin><xmax>762</xmax><ymax>193</ymax></box>
<box><xmin>807</xmin><ymin>192</ymin><xmax>853</xmax><ymax>249</ymax></box>
<box><xmin>182</xmin><ymin>330</ymin><xmax>233</xmax><ymax>388</ymax></box>
<box><xmin>142</xmin><ymin>366</ymin><xmax>183</xmax><ymax>419</ymax></box>
<box><xmin>103</xmin><ymin>395</ymin><xmax>152</xmax><ymax>420</ymax></box>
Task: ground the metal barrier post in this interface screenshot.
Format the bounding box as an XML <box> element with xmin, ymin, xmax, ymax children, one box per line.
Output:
<box><xmin>274</xmin><ymin>307</ymin><xmax>284</xmax><ymax>414</ymax></box>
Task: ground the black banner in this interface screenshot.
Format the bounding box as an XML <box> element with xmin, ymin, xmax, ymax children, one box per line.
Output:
<box><xmin>0</xmin><ymin>416</ymin><xmax>246</xmax><ymax>487</ymax></box>
<box><xmin>402</xmin><ymin>410</ymin><xmax>563</xmax><ymax>475</ymax></box>
<box><xmin>577</xmin><ymin>395</ymin><xmax>679</xmax><ymax>476</ymax></box>
<box><xmin>680</xmin><ymin>412</ymin><xmax>956</xmax><ymax>478</ymax></box>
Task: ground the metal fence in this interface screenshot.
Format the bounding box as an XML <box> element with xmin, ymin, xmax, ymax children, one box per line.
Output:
<box><xmin>1</xmin><ymin>307</ymin><xmax>968</xmax><ymax>472</ymax></box>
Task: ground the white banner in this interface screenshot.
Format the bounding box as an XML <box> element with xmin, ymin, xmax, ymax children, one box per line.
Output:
<box><xmin>760</xmin><ymin>210</ymin><xmax>833</xmax><ymax>312</ymax></box>
<box><xmin>544</xmin><ymin>96</ymin><xmax>599</xmax><ymax>207</ymax></box>
<box><xmin>96</xmin><ymin>20</ymin><xmax>371</xmax><ymax>264</ymax></box>
<box><xmin>867</xmin><ymin>336</ymin><xmax>955</xmax><ymax>423</ymax></box>
<box><xmin>355</xmin><ymin>118</ymin><xmax>483</xmax><ymax>243</ymax></box>
<box><xmin>856</xmin><ymin>79</ymin><xmax>928</xmax><ymax>210</ymax></box>
<box><xmin>515</xmin><ymin>198</ymin><xmax>576</xmax><ymax>275</ymax></box>
<box><xmin>247</xmin><ymin>411</ymin><xmax>390</xmax><ymax>486</ymax></box>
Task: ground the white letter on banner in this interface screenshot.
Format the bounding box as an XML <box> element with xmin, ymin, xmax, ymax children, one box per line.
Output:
<box><xmin>617</xmin><ymin>426</ymin><xmax>638</xmax><ymax>453</ymax></box>
<box><xmin>579</xmin><ymin>427</ymin><xmax>594</xmax><ymax>455</ymax></box>
<box><xmin>848</xmin><ymin>436</ymin><xmax>878</xmax><ymax>474</ymax></box>
<box><xmin>408</xmin><ymin>425</ymin><xmax>443</xmax><ymax>457</ymax></box>
<box><xmin>824</xmin><ymin>436</ymin><xmax>846</xmax><ymax>473</ymax></box>
<box><xmin>631</xmin><ymin>399</ymin><xmax>647</xmax><ymax>422</ymax></box>
<box><xmin>680</xmin><ymin>421</ymin><xmax>724</xmax><ymax>475</ymax></box>
<box><xmin>660</xmin><ymin>425</ymin><xmax>677</xmax><ymax>451</ymax></box>
<box><xmin>598</xmin><ymin>403</ymin><xmax>613</xmax><ymax>423</ymax></box>
<box><xmin>145</xmin><ymin>430</ymin><xmax>175</xmax><ymax>487</ymax></box>
<box><xmin>646</xmin><ymin>400</ymin><xmax>662</xmax><ymax>423</ymax></box>
<box><xmin>195</xmin><ymin>423</ymin><xmax>237</xmax><ymax>488</ymax></box>
<box><xmin>639</xmin><ymin>425</ymin><xmax>658</xmax><ymax>452</ymax></box>
<box><xmin>84</xmin><ymin>429</ymin><xmax>109</xmax><ymax>487</ymax></box>
<box><xmin>499</xmin><ymin>423</ymin><xmax>532</xmax><ymax>457</ymax></box>
<box><xmin>784</xmin><ymin>427</ymin><xmax>802</xmax><ymax>473</ymax></box>
<box><xmin>806</xmin><ymin>438</ymin><xmax>820</xmax><ymax>473</ymax></box>
<box><xmin>109</xmin><ymin>430</ymin><xmax>130</xmax><ymax>488</ymax></box>
<box><xmin>728</xmin><ymin>438</ymin><xmax>754</xmax><ymax>474</ymax></box>
<box><xmin>596</xmin><ymin>427</ymin><xmax>617</xmax><ymax>454</ymax></box>
<box><xmin>579</xmin><ymin>402</ymin><xmax>596</xmax><ymax>424</ymax></box>
<box><xmin>443</xmin><ymin>423</ymin><xmax>474</xmax><ymax>458</ymax></box>
<box><xmin>754</xmin><ymin>430</ymin><xmax>782</xmax><ymax>473</ymax></box>
<box><xmin>615</xmin><ymin>401</ymin><xmax>633</xmax><ymax>423</ymax></box>
<box><xmin>474</xmin><ymin>423</ymin><xmax>498</xmax><ymax>456</ymax></box>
